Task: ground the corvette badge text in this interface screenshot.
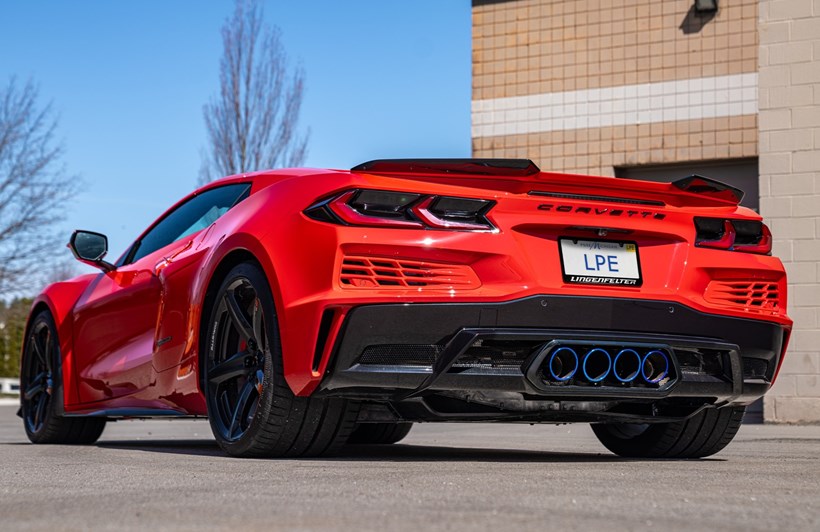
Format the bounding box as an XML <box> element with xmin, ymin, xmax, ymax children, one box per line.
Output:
<box><xmin>538</xmin><ymin>204</ymin><xmax>666</xmax><ymax>219</ymax></box>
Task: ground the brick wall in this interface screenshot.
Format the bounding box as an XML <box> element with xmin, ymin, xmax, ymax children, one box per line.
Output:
<box><xmin>472</xmin><ymin>0</ymin><xmax>759</xmax><ymax>175</ymax></box>
<box><xmin>759</xmin><ymin>0</ymin><xmax>820</xmax><ymax>422</ymax></box>
<box><xmin>471</xmin><ymin>0</ymin><xmax>820</xmax><ymax>422</ymax></box>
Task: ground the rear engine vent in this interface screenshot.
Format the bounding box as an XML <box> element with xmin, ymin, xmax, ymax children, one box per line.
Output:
<box><xmin>340</xmin><ymin>256</ymin><xmax>480</xmax><ymax>289</ymax></box>
<box><xmin>704</xmin><ymin>280</ymin><xmax>781</xmax><ymax>315</ymax></box>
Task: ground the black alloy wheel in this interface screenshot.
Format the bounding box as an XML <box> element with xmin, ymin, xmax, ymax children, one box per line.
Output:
<box><xmin>22</xmin><ymin>319</ymin><xmax>54</xmax><ymax>435</ymax></box>
<box><xmin>21</xmin><ymin>311</ymin><xmax>106</xmax><ymax>444</ymax></box>
<box><xmin>206</xmin><ymin>275</ymin><xmax>269</xmax><ymax>443</ymax></box>
<box><xmin>203</xmin><ymin>262</ymin><xmax>360</xmax><ymax>458</ymax></box>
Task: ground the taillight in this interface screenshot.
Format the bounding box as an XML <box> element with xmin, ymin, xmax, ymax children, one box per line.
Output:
<box><xmin>695</xmin><ymin>218</ymin><xmax>735</xmax><ymax>249</ymax></box>
<box><xmin>412</xmin><ymin>196</ymin><xmax>495</xmax><ymax>230</ymax></box>
<box><xmin>305</xmin><ymin>189</ymin><xmax>496</xmax><ymax>231</ymax></box>
<box><xmin>733</xmin><ymin>220</ymin><xmax>773</xmax><ymax>254</ymax></box>
<box><xmin>329</xmin><ymin>190</ymin><xmax>424</xmax><ymax>228</ymax></box>
<box><xmin>694</xmin><ymin>217</ymin><xmax>772</xmax><ymax>255</ymax></box>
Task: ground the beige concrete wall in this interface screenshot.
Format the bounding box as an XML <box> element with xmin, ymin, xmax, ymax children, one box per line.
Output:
<box><xmin>759</xmin><ymin>0</ymin><xmax>820</xmax><ymax>423</ymax></box>
<box><xmin>472</xmin><ymin>0</ymin><xmax>759</xmax><ymax>174</ymax></box>
<box><xmin>473</xmin><ymin>116</ymin><xmax>758</xmax><ymax>176</ymax></box>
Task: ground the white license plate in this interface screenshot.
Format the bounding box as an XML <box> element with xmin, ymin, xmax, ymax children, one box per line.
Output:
<box><xmin>559</xmin><ymin>239</ymin><xmax>642</xmax><ymax>286</ymax></box>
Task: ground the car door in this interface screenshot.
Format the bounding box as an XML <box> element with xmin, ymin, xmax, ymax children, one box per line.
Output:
<box><xmin>71</xmin><ymin>183</ymin><xmax>251</xmax><ymax>405</ymax></box>
<box><xmin>71</xmin><ymin>255</ymin><xmax>163</xmax><ymax>403</ymax></box>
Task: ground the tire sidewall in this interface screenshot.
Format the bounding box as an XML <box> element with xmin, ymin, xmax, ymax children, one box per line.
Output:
<box><xmin>591</xmin><ymin>406</ymin><xmax>745</xmax><ymax>458</ymax></box>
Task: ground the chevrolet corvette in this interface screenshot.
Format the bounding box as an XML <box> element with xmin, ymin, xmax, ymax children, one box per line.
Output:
<box><xmin>19</xmin><ymin>159</ymin><xmax>791</xmax><ymax>458</ymax></box>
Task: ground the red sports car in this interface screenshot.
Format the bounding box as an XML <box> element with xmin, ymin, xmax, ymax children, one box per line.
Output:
<box><xmin>19</xmin><ymin>159</ymin><xmax>791</xmax><ymax>458</ymax></box>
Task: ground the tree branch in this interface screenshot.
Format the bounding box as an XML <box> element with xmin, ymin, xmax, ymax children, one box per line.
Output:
<box><xmin>199</xmin><ymin>0</ymin><xmax>308</xmax><ymax>185</ymax></box>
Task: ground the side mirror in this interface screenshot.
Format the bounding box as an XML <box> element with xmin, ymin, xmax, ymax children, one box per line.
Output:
<box><xmin>68</xmin><ymin>230</ymin><xmax>115</xmax><ymax>272</ymax></box>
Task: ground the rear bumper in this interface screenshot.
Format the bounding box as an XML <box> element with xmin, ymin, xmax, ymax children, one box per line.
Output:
<box><xmin>319</xmin><ymin>295</ymin><xmax>787</xmax><ymax>414</ymax></box>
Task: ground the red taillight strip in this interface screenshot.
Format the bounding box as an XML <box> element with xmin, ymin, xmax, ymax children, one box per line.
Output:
<box><xmin>327</xmin><ymin>191</ymin><xmax>424</xmax><ymax>228</ymax></box>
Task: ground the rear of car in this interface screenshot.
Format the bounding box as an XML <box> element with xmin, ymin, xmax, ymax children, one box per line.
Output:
<box><xmin>282</xmin><ymin>159</ymin><xmax>790</xmax><ymax>457</ymax></box>
<box><xmin>18</xmin><ymin>158</ymin><xmax>791</xmax><ymax>459</ymax></box>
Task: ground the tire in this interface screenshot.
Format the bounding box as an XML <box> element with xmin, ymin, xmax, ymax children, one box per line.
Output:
<box><xmin>591</xmin><ymin>406</ymin><xmax>746</xmax><ymax>458</ymax></box>
<box><xmin>203</xmin><ymin>261</ymin><xmax>359</xmax><ymax>458</ymax></box>
<box><xmin>348</xmin><ymin>422</ymin><xmax>413</xmax><ymax>445</ymax></box>
<box><xmin>21</xmin><ymin>311</ymin><xmax>106</xmax><ymax>444</ymax></box>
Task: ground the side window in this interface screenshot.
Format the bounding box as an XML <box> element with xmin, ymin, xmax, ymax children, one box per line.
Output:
<box><xmin>127</xmin><ymin>183</ymin><xmax>251</xmax><ymax>264</ymax></box>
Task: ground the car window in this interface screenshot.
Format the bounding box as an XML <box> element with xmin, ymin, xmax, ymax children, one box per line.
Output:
<box><xmin>127</xmin><ymin>183</ymin><xmax>251</xmax><ymax>264</ymax></box>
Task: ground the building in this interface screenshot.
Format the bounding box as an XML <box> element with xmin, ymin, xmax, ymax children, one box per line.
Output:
<box><xmin>471</xmin><ymin>0</ymin><xmax>820</xmax><ymax>422</ymax></box>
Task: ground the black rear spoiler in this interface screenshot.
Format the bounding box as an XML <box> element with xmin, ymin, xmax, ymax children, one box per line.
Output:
<box><xmin>671</xmin><ymin>175</ymin><xmax>744</xmax><ymax>205</ymax></box>
<box><xmin>351</xmin><ymin>162</ymin><xmax>744</xmax><ymax>205</ymax></box>
<box><xmin>351</xmin><ymin>158</ymin><xmax>541</xmax><ymax>177</ymax></box>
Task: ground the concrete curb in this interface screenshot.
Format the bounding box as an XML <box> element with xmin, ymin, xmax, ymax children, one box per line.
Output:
<box><xmin>0</xmin><ymin>398</ymin><xmax>20</xmax><ymax>406</ymax></box>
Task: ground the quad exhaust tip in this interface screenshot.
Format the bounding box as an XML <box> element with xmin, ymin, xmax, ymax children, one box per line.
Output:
<box><xmin>642</xmin><ymin>350</ymin><xmax>670</xmax><ymax>383</ymax></box>
<box><xmin>582</xmin><ymin>348</ymin><xmax>612</xmax><ymax>383</ymax></box>
<box><xmin>540</xmin><ymin>345</ymin><xmax>672</xmax><ymax>386</ymax></box>
<box><xmin>613</xmin><ymin>348</ymin><xmax>641</xmax><ymax>383</ymax></box>
<box><xmin>548</xmin><ymin>347</ymin><xmax>579</xmax><ymax>381</ymax></box>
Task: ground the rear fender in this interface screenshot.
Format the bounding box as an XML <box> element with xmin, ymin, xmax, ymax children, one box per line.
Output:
<box><xmin>192</xmin><ymin>183</ymin><xmax>323</xmax><ymax>397</ymax></box>
<box><xmin>192</xmin><ymin>231</ymin><xmax>285</xmax><ymax>391</ymax></box>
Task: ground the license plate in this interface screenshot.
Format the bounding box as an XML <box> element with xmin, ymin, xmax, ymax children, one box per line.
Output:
<box><xmin>559</xmin><ymin>238</ymin><xmax>642</xmax><ymax>286</ymax></box>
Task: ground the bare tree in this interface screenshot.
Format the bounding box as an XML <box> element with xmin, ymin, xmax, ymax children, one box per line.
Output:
<box><xmin>200</xmin><ymin>0</ymin><xmax>309</xmax><ymax>184</ymax></box>
<box><xmin>0</xmin><ymin>78</ymin><xmax>78</xmax><ymax>297</ymax></box>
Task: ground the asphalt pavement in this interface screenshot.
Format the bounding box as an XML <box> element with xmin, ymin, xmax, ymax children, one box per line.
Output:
<box><xmin>0</xmin><ymin>404</ymin><xmax>818</xmax><ymax>531</ymax></box>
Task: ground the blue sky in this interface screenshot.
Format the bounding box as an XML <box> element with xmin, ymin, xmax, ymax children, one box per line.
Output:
<box><xmin>0</xmin><ymin>1</ymin><xmax>471</xmax><ymax>260</ymax></box>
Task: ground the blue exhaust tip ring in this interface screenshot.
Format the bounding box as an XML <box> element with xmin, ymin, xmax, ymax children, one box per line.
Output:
<box><xmin>613</xmin><ymin>349</ymin><xmax>641</xmax><ymax>383</ymax></box>
<box><xmin>548</xmin><ymin>347</ymin><xmax>578</xmax><ymax>381</ymax></box>
<box><xmin>642</xmin><ymin>350</ymin><xmax>670</xmax><ymax>383</ymax></box>
<box><xmin>582</xmin><ymin>348</ymin><xmax>612</xmax><ymax>383</ymax></box>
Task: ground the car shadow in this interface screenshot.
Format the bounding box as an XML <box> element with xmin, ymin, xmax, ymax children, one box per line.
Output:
<box><xmin>91</xmin><ymin>440</ymin><xmax>721</xmax><ymax>463</ymax></box>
